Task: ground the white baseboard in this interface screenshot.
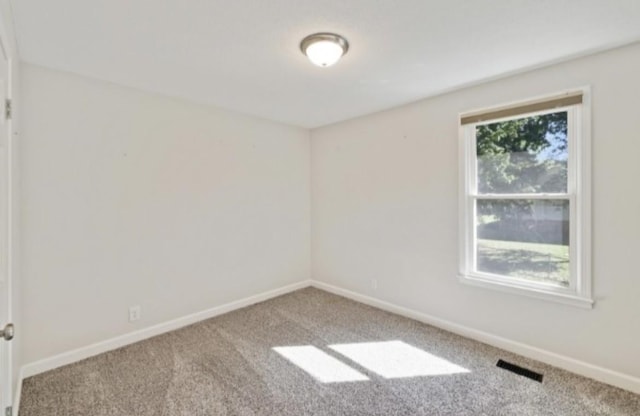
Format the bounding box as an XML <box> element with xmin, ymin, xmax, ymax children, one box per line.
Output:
<box><xmin>20</xmin><ymin>280</ymin><xmax>311</xmax><ymax>379</ymax></box>
<box><xmin>311</xmin><ymin>280</ymin><xmax>640</xmax><ymax>395</ymax></box>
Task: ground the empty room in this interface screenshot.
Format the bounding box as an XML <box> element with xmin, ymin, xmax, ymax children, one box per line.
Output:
<box><xmin>0</xmin><ymin>0</ymin><xmax>638</xmax><ymax>415</ymax></box>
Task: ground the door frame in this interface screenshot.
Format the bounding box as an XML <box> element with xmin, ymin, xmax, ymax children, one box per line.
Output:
<box><xmin>0</xmin><ymin>4</ymin><xmax>15</xmax><ymax>412</ymax></box>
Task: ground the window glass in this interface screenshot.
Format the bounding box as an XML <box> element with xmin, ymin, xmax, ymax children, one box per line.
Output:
<box><xmin>476</xmin><ymin>111</ymin><xmax>568</xmax><ymax>194</ymax></box>
<box><xmin>475</xmin><ymin>199</ymin><xmax>570</xmax><ymax>287</ymax></box>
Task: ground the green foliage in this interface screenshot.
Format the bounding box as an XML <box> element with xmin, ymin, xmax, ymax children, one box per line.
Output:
<box><xmin>476</xmin><ymin>111</ymin><xmax>567</xmax><ymax>194</ymax></box>
<box><xmin>476</xmin><ymin>112</ymin><xmax>566</xmax><ymax>156</ymax></box>
<box><xmin>475</xmin><ymin>111</ymin><xmax>568</xmax><ymax>226</ymax></box>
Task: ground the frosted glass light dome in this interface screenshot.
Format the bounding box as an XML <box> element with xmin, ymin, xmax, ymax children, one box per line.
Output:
<box><xmin>300</xmin><ymin>33</ymin><xmax>349</xmax><ymax>67</ymax></box>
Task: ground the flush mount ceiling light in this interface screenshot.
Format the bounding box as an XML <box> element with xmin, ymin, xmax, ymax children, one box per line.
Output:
<box><xmin>300</xmin><ymin>33</ymin><xmax>349</xmax><ymax>67</ymax></box>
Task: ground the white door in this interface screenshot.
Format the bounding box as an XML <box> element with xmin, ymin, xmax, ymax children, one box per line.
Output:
<box><xmin>0</xmin><ymin>22</ymin><xmax>13</xmax><ymax>413</ymax></box>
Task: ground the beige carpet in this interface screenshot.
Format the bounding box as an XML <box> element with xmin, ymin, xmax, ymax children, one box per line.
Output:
<box><xmin>20</xmin><ymin>288</ymin><xmax>640</xmax><ymax>415</ymax></box>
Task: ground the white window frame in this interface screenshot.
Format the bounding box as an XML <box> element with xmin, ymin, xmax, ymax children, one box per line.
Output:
<box><xmin>458</xmin><ymin>88</ymin><xmax>593</xmax><ymax>309</ymax></box>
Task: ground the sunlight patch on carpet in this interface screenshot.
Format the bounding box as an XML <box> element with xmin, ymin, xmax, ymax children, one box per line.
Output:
<box><xmin>329</xmin><ymin>340</ymin><xmax>469</xmax><ymax>379</ymax></box>
<box><xmin>273</xmin><ymin>346</ymin><xmax>369</xmax><ymax>383</ymax></box>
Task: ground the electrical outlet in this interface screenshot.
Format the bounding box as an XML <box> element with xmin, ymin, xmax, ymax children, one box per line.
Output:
<box><xmin>129</xmin><ymin>305</ymin><xmax>141</xmax><ymax>322</ymax></box>
<box><xmin>372</xmin><ymin>279</ymin><xmax>378</xmax><ymax>291</ymax></box>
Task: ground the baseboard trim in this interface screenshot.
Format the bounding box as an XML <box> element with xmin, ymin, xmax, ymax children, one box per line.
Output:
<box><xmin>310</xmin><ymin>280</ymin><xmax>640</xmax><ymax>394</ymax></box>
<box><xmin>21</xmin><ymin>280</ymin><xmax>312</xmax><ymax>379</ymax></box>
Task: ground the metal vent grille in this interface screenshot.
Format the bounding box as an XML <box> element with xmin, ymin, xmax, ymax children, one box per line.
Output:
<box><xmin>496</xmin><ymin>359</ymin><xmax>543</xmax><ymax>382</ymax></box>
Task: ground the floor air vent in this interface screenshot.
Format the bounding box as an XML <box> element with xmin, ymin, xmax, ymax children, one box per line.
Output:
<box><xmin>496</xmin><ymin>359</ymin><xmax>543</xmax><ymax>382</ymax></box>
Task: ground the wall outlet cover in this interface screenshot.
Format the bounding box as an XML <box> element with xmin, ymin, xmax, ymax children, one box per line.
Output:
<box><xmin>128</xmin><ymin>305</ymin><xmax>142</xmax><ymax>322</ymax></box>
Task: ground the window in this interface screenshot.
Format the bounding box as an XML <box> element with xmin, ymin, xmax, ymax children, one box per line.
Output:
<box><xmin>459</xmin><ymin>89</ymin><xmax>592</xmax><ymax>308</ymax></box>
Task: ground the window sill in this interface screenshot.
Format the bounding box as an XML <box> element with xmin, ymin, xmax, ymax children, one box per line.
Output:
<box><xmin>458</xmin><ymin>274</ymin><xmax>594</xmax><ymax>309</ymax></box>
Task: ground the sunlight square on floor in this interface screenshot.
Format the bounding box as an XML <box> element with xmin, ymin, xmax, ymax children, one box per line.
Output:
<box><xmin>273</xmin><ymin>345</ymin><xmax>369</xmax><ymax>383</ymax></box>
<box><xmin>329</xmin><ymin>340</ymin><xmax>469</xmax><ymax>379</ymax></box>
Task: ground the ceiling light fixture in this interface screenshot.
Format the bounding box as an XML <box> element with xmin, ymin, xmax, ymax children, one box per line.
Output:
<box><xmin>300</xmin><ymin>33</ymin><xmax>349</xmax><ymax>67</ymax></box>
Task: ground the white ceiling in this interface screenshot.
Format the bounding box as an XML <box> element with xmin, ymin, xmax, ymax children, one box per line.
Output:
<box><xmin>10</xmin><ymin>0</ymin><xmax>640</xmax><ymax>128</ymax></box>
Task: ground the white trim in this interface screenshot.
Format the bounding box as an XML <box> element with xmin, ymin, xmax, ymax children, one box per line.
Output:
<box><xmin>0</xmin><ymin>4</ymin><xmax>15</xmax><ymax>412</ymax></box>
<box><xmin>11</xmin><ymin>367</ymin><xmax>22</xmax><ymax>416</ymax></box>
<box><xmin>576</xmin><ymin>87</ymin><xmax>593</xmax><ymax>301</ymax></box>
<box><xmin>310</xmin><ymin>280</ymin><xmax>640</xmax><ymax>395</ymax></box>
<box><xmin>20</xmin><ymin>280</ymin><xmax>311</xmax><ymax>378</ymax></box>
<box><xmin>458</xmin><ymin>274</ymin><xmax>593</xmax><ymax>309</ymax></box>
<box><xmin>469</xmin><ymin>193</ymin><xmax>570</xmax><ymax>200</ymax></box>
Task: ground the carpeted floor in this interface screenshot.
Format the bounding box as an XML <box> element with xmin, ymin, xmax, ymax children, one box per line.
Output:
<box><xmin>20</xmin><ymin>288</ymin><xmax>640</xmax><ymax>415</ymax></box>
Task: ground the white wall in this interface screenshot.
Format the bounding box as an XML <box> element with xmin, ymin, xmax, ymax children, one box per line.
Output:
<box><xmin>20</xmin><ymin>64</ymin><xmax>310</xmax><ymax>363</ymax></box>
<box><xmin>311</xmin><ymin>43</ymin><xmax>640</xmax><ymax>379</ymax></box>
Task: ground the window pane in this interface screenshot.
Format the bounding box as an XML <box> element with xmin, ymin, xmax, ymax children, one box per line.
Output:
<box><xmin>476</xmin><ymin>111</ymin><xmax>568</xmax><ymax>194</ymax></box>
<box><xmin>476</xmin><ymin>199</ymin><xmax>569</xmax><ymax>287</ymax></box>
